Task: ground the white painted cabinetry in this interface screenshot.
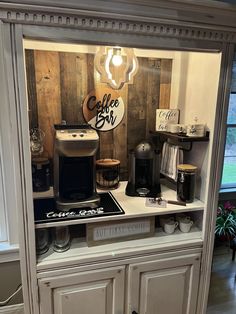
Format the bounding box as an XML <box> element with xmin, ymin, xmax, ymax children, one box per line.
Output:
<box><xmin>127</xmin><ymin>252</ymin><xmax>201</xmax><ymax>314</ymax></box>
<box><xmin>0</xmin><ymin>2</ymin><xmax>234</xmax><ymax>314</ymax></box>
<box><xmin>38</xmin><ymin>266</ymin><xmax>125</xmax><ymax>314</ymax></box>
<box><xmin>38</xmin><ymin>250</ymin><xmax>201</xmax><ymax>314</ymax></box>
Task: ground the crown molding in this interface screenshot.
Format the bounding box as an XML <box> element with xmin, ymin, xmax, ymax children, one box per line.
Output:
<box><xmin>0</xmin><ymin>4</ymin><xmax>236</xmax><ymax>44</ymax></box>
<box><xmin>0</xmin><ymin>0</ymin><xmax>236</xmax><ymax>29</ymax></box>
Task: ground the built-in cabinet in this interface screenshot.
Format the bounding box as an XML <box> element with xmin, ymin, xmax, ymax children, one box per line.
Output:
<box><xmin>34</xmin><ymin>183</ymin><xmax>203</xmax><ymax>314</ymax></box>
<box><xmin>0</xmin><ymin>1</ymin><xmax>235</xmax><ymax>314</ymax></box>
<box><xmin>38</xmin><ymin>249</ymin><xmax>201</xmax><ymax>314</ymax></box>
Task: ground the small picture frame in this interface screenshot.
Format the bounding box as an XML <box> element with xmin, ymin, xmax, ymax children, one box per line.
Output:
<box><xmin>155</xmin><ymin>109</ymin><xmax>180</xmax><ymax>131</ymax></box>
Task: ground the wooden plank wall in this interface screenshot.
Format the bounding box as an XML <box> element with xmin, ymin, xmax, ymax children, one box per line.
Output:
<box><xmin>34</xmin><ymin>51</ymin><xmax>61</xmax><ymax>158</ymax></box>
<box><xmin>26</xmin><ymin>49</ymin><xmax>172</xmax><ymax>180</ymax></box>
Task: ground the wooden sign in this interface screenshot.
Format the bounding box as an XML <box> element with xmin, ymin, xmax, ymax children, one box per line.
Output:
<box><xmin>86</xmin><ymin>217</ymin><xmax>155</xmax><ymax>246</ymax></box>
<box><xmin>82</xmin><ymin>86</ymin><xmax>125</xmax><ymax>131</ymax></box>
<box><xmin>155</xmin><ymin>109</ymin><xmax>180</xmax><ymax>131</ymax></box>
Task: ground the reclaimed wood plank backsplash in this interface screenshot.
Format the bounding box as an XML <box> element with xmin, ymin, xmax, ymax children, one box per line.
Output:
<box><xmin>25</xmin><ymin>49</ymin><xmax>172</xmax><ymax>179</ymax></box>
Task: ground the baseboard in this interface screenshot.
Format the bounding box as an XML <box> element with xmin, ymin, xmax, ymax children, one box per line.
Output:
<box><xmin>0</xmin><ymin>304</ymin><xmax>24</xmax><ymax>314</ymax></box>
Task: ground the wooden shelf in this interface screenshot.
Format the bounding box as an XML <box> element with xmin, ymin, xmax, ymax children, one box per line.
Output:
<box><xmin>34</xmin><ymin>182</ymin><xmax>204</xmax><ymax>229</ymax></box>
<box><xmin>35</xmin><ymin>183</ymin><xmax>204</xmax><ymax>272</ymax></box>
<box><xmin>36</xmin><ymin>226</ymin><xmax>203</xmax><ymax>272</ymax></box>
<box><xmin>150</xmin><ymin>130</ymin><xmax>209</xmax><ymax>143</ymax></box>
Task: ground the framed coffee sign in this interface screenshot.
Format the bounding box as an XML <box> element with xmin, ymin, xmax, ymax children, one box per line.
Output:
<box><xmin>82</xmin><ymin>86</ymin><xmax>125</xmax><ymax>131</ymax></box>
<box><xmin>155</xmin><ymin>109</ymin><xmax>180</xmax><ymax>131</ymax></box>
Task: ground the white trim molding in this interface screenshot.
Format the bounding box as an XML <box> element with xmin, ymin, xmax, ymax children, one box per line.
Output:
<box><xmin>0</xmin><ymin>243</ymin><xmax>19</xmax><ymax>263</ymax></box>
<box><xmin>0</xmin><ymin>303</ymin><xmax>24</xmax><ymax>314</ymax></box>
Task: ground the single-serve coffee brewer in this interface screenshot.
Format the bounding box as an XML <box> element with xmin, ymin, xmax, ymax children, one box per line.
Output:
<box><xmin>54</xmin><ymin>124</ymin><xmax>100</xmax><ymax>210</ymax></box>
<box><xmin>125</xmin><ymin>141</ymin><xmax>161</xmax><ymax>197</ymax></box>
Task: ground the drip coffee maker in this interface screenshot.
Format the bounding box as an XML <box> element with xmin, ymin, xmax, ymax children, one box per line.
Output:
<box><xmin>53</xmin><ymin>124</ymin><xmax>100</xmax><ymax>210</ymax></box>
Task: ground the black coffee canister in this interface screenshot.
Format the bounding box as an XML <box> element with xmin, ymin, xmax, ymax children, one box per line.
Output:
<box><xmin>177</xmin><ymin>164</ymin><xmax>197</xmax><ymax>203</ymax></box>
<box><xmin>32</xmin><ymin>157</ymin><xmax>50</xmax><ymax>192</ymax></box>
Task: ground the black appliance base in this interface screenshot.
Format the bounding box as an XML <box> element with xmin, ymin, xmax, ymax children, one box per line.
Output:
<box><xmin>34</xmin><ymin>192</ymin><xmax>124</xmax><ymax>224</ymax></box>
<box><xmin>125</xmin><ymin>182</ymin><xmax>161</xmax><ymax>198</ymax></box>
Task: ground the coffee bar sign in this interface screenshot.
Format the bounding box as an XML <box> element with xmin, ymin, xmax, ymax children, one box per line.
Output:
<box><xmin>155</xmin><ymin>109</ymin><xmax>180</xmax><ymax>131</ymax></box>
<box><xmin>82</xmin><ymin>86</ymin><xmax>125</xmax><ymax>131</ymax></box>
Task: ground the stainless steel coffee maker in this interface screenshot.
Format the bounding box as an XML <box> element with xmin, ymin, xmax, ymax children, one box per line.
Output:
<box><xmin>54</xmin><ymin>124</ymin><xmax>100</xmax><ymax>210</ymax></box>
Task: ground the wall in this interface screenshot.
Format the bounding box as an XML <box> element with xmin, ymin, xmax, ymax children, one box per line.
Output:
<box><xmin>177</xmin><ymin>51</ymin><xmax>222</xmax><ymax>201</ymax></box>
<box><xmin>177</xmin><ymin>51</ymin><xmax>221</xmax><ymax>128</ymax></box>
<box><xmin>24</xmin><ymin>43</ymin><xmax>173</xmax><ymax>179</ymax></box>
<box><xmin>0</xmin><ymin>261</ymin><xmax>23</xmax><ymax>306</ymax></box>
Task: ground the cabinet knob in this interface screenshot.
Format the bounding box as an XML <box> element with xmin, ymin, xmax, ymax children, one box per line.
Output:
<box><xmin>132</xmin><ymin>311</ymin><xmax>138</xmax><ymax>314</ymax></box>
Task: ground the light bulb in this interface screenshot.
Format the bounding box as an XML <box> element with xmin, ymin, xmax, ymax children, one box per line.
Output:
<box><xmin>111</xmin><ymin>48</ymin><xmax>123</xmax><ymax>66</ymax></box>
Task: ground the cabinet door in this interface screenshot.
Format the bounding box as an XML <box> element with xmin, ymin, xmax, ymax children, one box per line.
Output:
<box><xmin>127</xmin><ymin>253</ymin><xmax>201</xmax><ymax>314</ymax></box>
<box><xmin>38</xmin><ymin>265</ymin><xmax>125</xmax><ymax>314</ymax></box>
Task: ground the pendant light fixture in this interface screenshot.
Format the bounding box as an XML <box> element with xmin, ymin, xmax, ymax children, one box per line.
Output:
<box><xmin>94</xmin><ymin>46</ymin><xmax>139</xmax><ymax>90</ymax></box>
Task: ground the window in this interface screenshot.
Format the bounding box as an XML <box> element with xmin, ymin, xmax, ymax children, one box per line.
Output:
<box><xmin>0</xmin><ymin>133</ymin><xmax>19</xmax><ymax>261</ymax></box>
<box><xmin>0</xmin><ymin>52</ymin><xmax>19</xmax><ymax>260</ymax></box>
<box><xmin>221</xmin><ymin>60</ymin><xmax>236</xmax><ymax>189</ymax></box>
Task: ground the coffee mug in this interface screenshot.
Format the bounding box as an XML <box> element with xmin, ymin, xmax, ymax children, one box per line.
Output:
<box><xmin>164</xmin><ymin>220</ymin><xmax>179</xmax><ymax>234</ymax></box>
<box><xmin>160</xmin><ymin>215</ymin><xmax>175</xmax><ymax>228</ymax></box>
<box><xmin>186</xmin><ymin>124</ymin><xmax>205</xmax><ymax>137</ymax></box>
<box><xmin>179</xmin><ymin>220</ymin><xmax>193</xmax><ymax>233</ymax></box>
<box><xmin>168</xmin><ymin>124</ymin><xmax>186</xmax><ymax>134</ymax></box>
<box><xmin>168</xmin><ymin>124</ymin><xmax>180</xmax><ymax>133</ymax></box>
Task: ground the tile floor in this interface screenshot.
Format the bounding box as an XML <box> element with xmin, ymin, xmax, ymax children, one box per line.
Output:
<box><xmin>207</xmin><ymin>243</ymin><xmax>236</xmax><ymax>313</ymax></box>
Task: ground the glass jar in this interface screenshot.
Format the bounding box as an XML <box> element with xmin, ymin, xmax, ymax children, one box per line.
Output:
<box><xmin>177</xmin><ymin>164</ymin><xmax>197</xmax><ymax>203</ymax></box>
<box><xmin>32</xmin><ymin>157</ymin><xmax>50</xmax><ymax>192</ymax></box>
<box><xmin>52</xmin><ymin>226</ymin><xmax>71</xmax><ymax>253</ymax></box>
<box><xmin>35</xmin><ymin>228</ymin><xmax>50</xmax><ymax>255</ymax></box>
<box><xmin>96</xmin><ymin>159</ymin><xmax>120</xmax><ymax>189</ymax></box>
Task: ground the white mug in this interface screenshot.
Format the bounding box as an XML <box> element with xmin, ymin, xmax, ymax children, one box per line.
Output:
<box><xmin>168</xmin><ymin>124</ymin><xmax>187</xmax><ymax>134</ymax></box>
<box><xmin>164</xmin><ymin>220</ymin><xmax>179</xmax><ymax>234</ymax></box>
<box><xmin>186</xmin><ymin>124</ymin><xmax>205</xmax><ymax>137</ymax></box>
<box><xmin>179</xmin><ymin>220</ymin><xmax>193</xmax><ymax>233</ymax></box>
<box><xmin>160</xmin><ymin>215</ymin><xmax>175</xmax><ymax>228</ymax></box>
<box><xmin>168</xmin><ymin>124</ymin><xmax>180</xmax><ymax>133</ymax></box>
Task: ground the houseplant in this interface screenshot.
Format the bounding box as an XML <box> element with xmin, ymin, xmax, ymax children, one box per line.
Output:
<box><xmin>215</xmin><ymin>201</ymin><xmax>236</xmax><ymax>242</ymax></box>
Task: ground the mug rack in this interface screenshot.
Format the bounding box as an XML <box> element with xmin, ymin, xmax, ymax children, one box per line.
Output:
<box><xmin>149</xmin><ymin>130</ymin><xmax>210</xmax><ymax>152</ymax></box>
